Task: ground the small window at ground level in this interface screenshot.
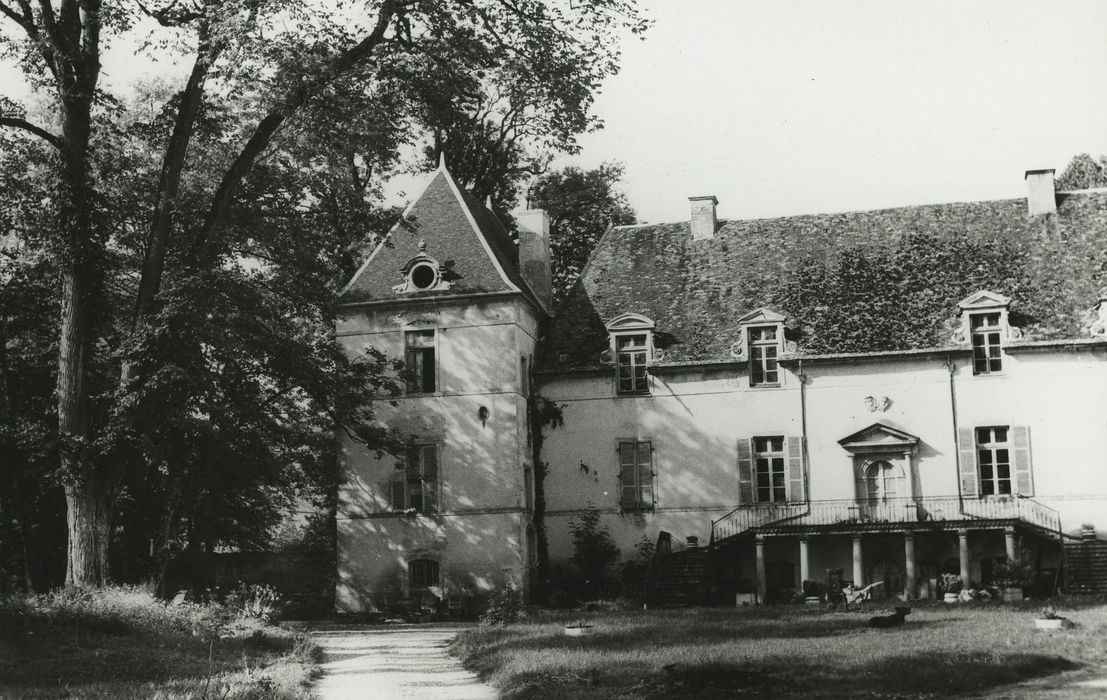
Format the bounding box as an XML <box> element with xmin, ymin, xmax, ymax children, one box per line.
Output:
<box><xmin>409</xmin><ymin>559</ymin><xmax>439</xmax><ymax>588</ymax></box>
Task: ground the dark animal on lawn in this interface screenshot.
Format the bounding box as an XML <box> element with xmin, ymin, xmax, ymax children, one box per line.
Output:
<box><xmin>868</xmin><ymin>606</ymin><xmax>911</xmax><ymax>628</ymax></box>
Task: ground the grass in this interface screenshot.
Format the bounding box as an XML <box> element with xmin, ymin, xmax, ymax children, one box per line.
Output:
<box><xmin>452</xmin><ymin>600</ymin><xmax>1107</xmax><ymax>699</ymax></box>
<box><xmin>0</xmin><ymin>586</ymin><xmax>321</xmax><ymax>699</ymax></box>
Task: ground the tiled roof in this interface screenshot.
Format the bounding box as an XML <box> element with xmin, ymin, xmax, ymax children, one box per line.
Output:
<box><xmin>544</xmin><ymin>191</ymin><xmax>1107</xmax><ymax>369</ymax></box>
<box><xmin>341</xmin><ymin>167</ymin><xmax>542</xmax><ymax>309</ymax></box>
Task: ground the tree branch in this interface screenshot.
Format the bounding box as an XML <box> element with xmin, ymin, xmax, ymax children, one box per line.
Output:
<box><xmin>0</xmin><ymin>116</ymin><xmax>65</xmax><ymax>150</ymax></box>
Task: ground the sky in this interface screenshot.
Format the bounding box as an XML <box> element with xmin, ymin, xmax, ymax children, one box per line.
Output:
<box><xmin>3</xmin><ymin>1</ymin><xmax>1107</xmax><ymax>225</ymax></box>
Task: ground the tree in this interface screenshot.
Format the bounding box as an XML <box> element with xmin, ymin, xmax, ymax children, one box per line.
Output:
<box><xmin>527</xmin><ymin>163</ymin><xmax>636</xmax><ymax>303</ymax></box>
<box><xmin>0</xmin><ymin>0</ymin><xmax>648</xmax><ymax>586</ymax></box>
<box><xmin>1056</xmin><ymin>153</ymin><xmax>1107</xmax><ymax>190</ymax></box>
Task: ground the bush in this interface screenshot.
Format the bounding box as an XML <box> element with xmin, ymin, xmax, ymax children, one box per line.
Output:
<box><xmin>479</xmin><ymin>587</ymin><xmax>523</xmax><ymax>626</ymax></box>
<box><xmin>569</xmin><ymin>506</ymin><xmax>619</xmax><ymax>600</ymax></box>
<box><xmin>225</xmin><ymin>582</ymin><xmax>281</xmax><ymax>622</ymax></box>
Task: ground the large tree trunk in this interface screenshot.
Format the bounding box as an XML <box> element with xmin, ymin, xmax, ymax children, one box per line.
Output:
<box><xmin>64</xmin><ymin>475</ymin><xmax>112</xmax><ymax>587</ymax></box>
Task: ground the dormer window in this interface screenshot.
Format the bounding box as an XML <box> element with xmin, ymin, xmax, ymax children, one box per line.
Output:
<box><xmin>748</xmin><ymin>326</ymin><xmax>780</xmax><ymax>386</ymax></box>
<box><xmin>603</xmin><ymin>313</ymin><xmax>655</xmax><ymax>396</ymax></box>
<box><xmin>734</xmin><ymin>308</ymin><xmax>788</xmax><ymax>388</ymax></box>
<box><xmin>394</xmin><ymin>241</ymin><xmax>453</xmax><ymax>294</ymax></box>
<box><xmin>953</xmin><ymin>291</ymin><xmax>1018</xmax><ymax>376</ymax></box>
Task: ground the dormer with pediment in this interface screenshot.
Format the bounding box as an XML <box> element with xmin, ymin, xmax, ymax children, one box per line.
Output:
<box><xmin>730</xmin><ymin>308</ymin><xmax>794</xmax><ymax>387</ymax></box>
<box><xmin>600</xmin><ymin>313</ymin><xmax>656</xmax><ymax>395</ymax></box>
<box><xmin>950</xmin><ymin>290</ymin><xmax>1023</xmax><ymax>376</ymax></box>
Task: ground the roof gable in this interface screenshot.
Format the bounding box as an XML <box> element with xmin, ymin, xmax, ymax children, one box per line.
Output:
<box><xmin>737</xmin><ymin>308</ymin><xmax>787</xmax><ymax>325</ymax></box>
<box><xmin>958</xmin><ymin>290</ymin><xmax>1011</xmax><ymax>310</ymax></box>
<box><xmin>340</xmin><ymin>163</ymin><xmax>539</xmax><ymax>307</ymax></box>
<box><xmin>838</xmin><ymin>422</ymin><xmax>920</xmax><ymax>451</ymax></box>
<box><xmin>605</xmin><ymin>313</ymin><xmax>655</xmax><ymax>331</ymax></box>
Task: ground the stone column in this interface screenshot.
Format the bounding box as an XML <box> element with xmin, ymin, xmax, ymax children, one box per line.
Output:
<box><xmin>755</xmin><ymin>535</ymin><xmax>767</xmax><ymax>604</ymax></box>
<box><xmin>852</xmin><ymin>535</ymin><xmax>864</xmax><ymax>587</ymax></box>
<box><xmin>958</xmin><ymin>529</ymin><xmax>971</xmax><ymax>585</ymax></box>
<box><xmin>799</xmin><ymin>538</ymin><xmax>810</xmax><ymax>585</ymax></box>
<box><xmin>1004</xmin><ymin>527</ymin><xmax>1017</xmax><ymax>562</ymax></box>
<box><xmin>904</xmin><ymin>533</ymin><xmax>917</xmax><ymax>600</ymax></box>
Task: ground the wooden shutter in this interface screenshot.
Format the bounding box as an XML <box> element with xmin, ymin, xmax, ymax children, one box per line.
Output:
<box><xmin>390</xmin><ymin>474</ymin><xmax>405</xmax><ymax>510</ymax></box>
<box><xmin>1012</xmin><ymin>426</ymin><xmax>1033</xmax><ymax>496</ymax></box>
<box><xmin>618</xmin><ymin>442</ymin><xmax>637</xmax><ymax>508</ymax></box>
<box><xmin>422</xmin><ymin>445</ymin><xmax>439</xmax><ymax>512</ymax></box>
<box><xmin>737</xmin><ymin>438</ymin><xmax>754</xmax><ymax>503</ymax></box>
<box><xmin>957</xmin><ymin>427</ymin><xmax>978</xmax><ymax>498</ymax></box>
<box><xmin>638</xmin><ymin>441</ymin><xmax>655</xmax><ymax>508</ymax></box>
<box><xmin>786</xmin><ymin>436</ymin><xmax>805</xmax><ymax>502</ymax></box>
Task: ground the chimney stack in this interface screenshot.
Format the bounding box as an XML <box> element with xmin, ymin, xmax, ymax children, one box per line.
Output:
<box><xmin>689</xmin><ymin>196</ymin><xmax>718</xmax><ymax>241</ymax></box>
<box><xmin>1024</xmin><ymin>169</ymin><xmax>1056</xmax><ymax>216</ymax></box>
<box><xmin>515</xmin><ymin>208</ymin><xmax>553</xmax><ymax>309</ymax></box>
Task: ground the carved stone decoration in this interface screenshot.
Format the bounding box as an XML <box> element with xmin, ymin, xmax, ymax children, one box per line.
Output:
<box><xmin>394</xmin><ymin>249</ymin><xmax>453</xmax><ymax>293</ymax></box>
<box><xmin>729</xmin><ymin>341</ymin><xmax>746</xmax><ymax>360</ymax></box>
<box><xmin>653</xmin><ymin>348</ymin><xmax>666</xmax><ymax>363</ymax></box>
<box><xmin>1008</xmin><ymin>325</ymin><xmax>1025</xmax><ymax>342</ymax></box>
<box><xmin>1090</xmin><ymin>318</ymin><xmax>1107</xmax><ymax>338</ymax></box>
<box><xmin>783</xmin><ymin>339</ymin><xmax>798</xmax><ymax>354</ymax></box>
<box><xmin>950</xmin><ymin>327</ymin><xmax>968</xmax><ymax>346</ymax></box>
<box><xmin>864</xmin><ymin>395</ymin><xmax>893</xmax><ymax>413</ymax></box>
<box><xmin>598</xmin><ymin>348</ymin><xmax>613</xmax><ymax>365</ymax></box>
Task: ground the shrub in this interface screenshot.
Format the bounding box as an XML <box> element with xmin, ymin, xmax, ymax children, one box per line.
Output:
<box><xmin>569</xmin><ymin>506</ymin><xmax>619</xmax><ymax>599</ymax></box>
<box><xmin>225</xmin><ymin>582</ymin><xmax>281</xmax><ymax>622</ymax></box>
<box><xmin>479</xmin><ymin>587</ymin><xmax>523</xmax><ymax>626</ymax></box>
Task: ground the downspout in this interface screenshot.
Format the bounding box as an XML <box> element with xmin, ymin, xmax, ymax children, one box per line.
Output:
<box><xmin>946</xmin><ymin>353</ymin><xmax>965</xmax><ymax>516</ymax></box>
<box><xmin>798</xmin><ymin>360</ymin><xmax>812</xmax><ymax>519</ymax></box>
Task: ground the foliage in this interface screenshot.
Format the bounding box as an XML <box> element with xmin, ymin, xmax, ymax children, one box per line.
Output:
<box><xmin>992</xmin><ymin>558</ymin><xmax>1033</xmax><ymax>588</ymax></box>
<box><xmin>802</xmin><ymin>580</ymin><xmax>828</xmax><ymax>597</ymax></box>
<box><xmin>941</xmin><ymin>573</ymin><xmax>963</xmax><ymax>594</ymax></box>
<box><xmin>569</xmin><ymin>506</ymin><xmax>620</xmax><ymax>599</ymax></box>
<box><xmin>528</xmin><ymin>163</ymin><xmax>637</xmax><ymax>304</ymax></box>
<box><xmin>451</xmin><ymin>605</ymin><xmax>1101</xmax><ymax>699</ymax></box>
<box><xmin>225</xmin><ymin>582</ymin><xmax>282</xmax><ymax>623</ymax></box>
<box><xmin>1038</xmin><ymin>605</ymin><xmax>1061</xmax><ymax>620</ymax></box>
<box><xmin>0</xmin><ymin>0</ymin><xmax>648</xmax><ymax>586</ymax></box>
<box><xmin>0</xmin><ymin>585</ymin><xmax>317</xmax><ymax>698</ymax></box>
<box><xmin>1056</xmin><ymin>153</ymin><xmax>1107</xmax><ymax>190</ymax></box>
<box><xmin>479</xmin><ymin>586</ymin><xmax>524</xmax><ymax>626</ymax></box>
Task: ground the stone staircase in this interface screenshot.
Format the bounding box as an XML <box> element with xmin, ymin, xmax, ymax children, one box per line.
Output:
<box><xmin>646</xmin><ymin>547</ymin><xmax>709</xmax><ymax>607</ymax></box>
<box><xmin>1065</xmin><ymin>539</ymin><xmax>1107</xmax><ymax>594</ymax></box>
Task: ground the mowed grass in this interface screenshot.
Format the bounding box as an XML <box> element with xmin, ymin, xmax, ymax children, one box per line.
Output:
<box><xmin>0</xmin><ymin>586</ymin><xmax>320</xmax><ymax>699</ymax></box>
<box><xmin>452</xmin><ymin>602</ymin><xmax>1107</xmax><ymax>699</ymax></box>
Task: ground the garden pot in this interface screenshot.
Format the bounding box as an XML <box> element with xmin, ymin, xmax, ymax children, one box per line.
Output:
<box><xmin>1034</xmin><ymin>618</ymin><xmax>1064</xmax><ymax>631</ymax></box>
<box><xmin>804</xmin><ymin>596</ymin><xmax>822</xmax><ymax>605</ymax></box>
<box><xmin>999</xmin><ymin>586</ymin><xmax>1024</xmax><ymax>603</ymax></box>
<box><xmin>564</xmin><ymin>625</ymin><xmax>593</xmax><ymax>637</ymax></box>
<box><xmin>943</xmin><ymin>592</ymin><xmax>959</xmax><ymax>604</ymax></box>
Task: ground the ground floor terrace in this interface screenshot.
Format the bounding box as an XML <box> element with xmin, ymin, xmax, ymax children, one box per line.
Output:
<box><xmin>710</xmin><ymin>495</ymin><xmax>1063</xmax><ymax>603</ymax></box>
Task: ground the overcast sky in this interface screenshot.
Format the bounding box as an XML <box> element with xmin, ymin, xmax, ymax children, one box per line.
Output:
<box><xmin>3</xmin><ymin>0</ymin><xmax>1106</xmax><ymax>225</ymax></box>
<box><xmin>570</xmin><ymin>0</ymin><xmax>1107</xmax><ymax>223</ymax></box>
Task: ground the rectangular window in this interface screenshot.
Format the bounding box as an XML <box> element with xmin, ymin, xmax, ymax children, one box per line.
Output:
<box><xmin>753</xmin><ymin>436</ymin><xmax>786</xmax><ymax>502</ymax></box>
<box><xmin>408</xmin><ymin>559</ymin><xmax>439</xmax><ymax>588</ymax></box>
<box><xmin>392</xmin><ymin>444</ymin><xmax>439</xmax><ymax>512</ymax></box>
<box><xmin>976</xmin><ymin>426</ymin><xmax>1011</xmax><ymax>496</ymax></box>
<box><xmin>749</xmin><ymin>326</ymin><xmax>780</xmax><ymax>386</ymax></box>
<box><xmin>618</xmin><ymin>440</ymin><xmax>654</xmax><ymax>510</ymax></box>
<box><xmin>616</xmin><ymin>334</ymin><xmax>649</xmax><ymax>394</ymax></box>
<box><xmin>405</xmin><ymin>330</ymin><xmax>436</xmax><ymax>393</ymax></box>
<box><xmin>971</xmin><ymin>313</ymin><xmax>1003</xmax><ymax>375</ymax></box>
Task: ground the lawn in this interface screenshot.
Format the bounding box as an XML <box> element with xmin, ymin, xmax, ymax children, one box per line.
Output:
<box><xmin>452</xmin><ymin>601</ymin><xmax>1107</xmax><ymax>699</ymax></box>
<box><xmin>0</xmin><ymin>586</ymin><xmax>320</xmax><ymax>699</ymax></box>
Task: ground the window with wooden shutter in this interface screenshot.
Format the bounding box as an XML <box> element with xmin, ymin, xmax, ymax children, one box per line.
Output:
<box><xmin>976</xmin><ymin>426</ymin><xmax>1012</xmax><ymax>496</ymax></box>
<box><xmin>956</xmin><ymin>427</ymin><xmax>978</xmax><ymax>498</ymax></box>
<box><xmin>618</xmin><ymin>440</ymin><xmax>654</xmax><ymax>510</ymax></box>
<box><xmin>786</xmin><ymin>436</ymin><xmax>805</xmax><ymax>502</ymax></box>
<box><xmin>1011</xmin><ymin>425</ymin><xmax>1033</xmax><ymax>496</ymax></box>
<box><xmin>753</xmin><ymin>437</ymin><xmax>786</xmax><ymax>502</ymax></box>
<box><xmin>737</xmin><ymin>438</ymin><xmax>754</xmax><ymax>503</ymax></box>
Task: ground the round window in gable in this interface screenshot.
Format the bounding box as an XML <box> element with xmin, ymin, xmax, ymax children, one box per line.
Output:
<box><xmin>410</xmin><ymin>262</ymin><xmax>439</xmax><ymax>290</ymax></box>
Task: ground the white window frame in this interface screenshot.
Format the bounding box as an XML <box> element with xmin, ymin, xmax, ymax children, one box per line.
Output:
<box><xmin>392</xmin><ymin>444</ymin><xmax>440</xmax><ymax>513</ymax></box>
<box><xmin>970</xmin><ymin>312</ymin><xmax>1004</xmax><ymax>375</ymax></box>
<box><xmin>753</xmin><ymin>436</ymin><xmax>786</xmax><ymax>503</ymax></box>
<box><xmin>603</xmin><ymin>313</ymin><xmax>656</xmax><ymax>397</ymax></box>
<box><xmin>748</xmin><ymin>325</ymin><xmax>781</xmax><ymax>386</ymax></box>
<box><xmin>618</xmin><ymin>439</ymin><xmax>655</xmax><ymax>511</ymax></box>
<box><xmin>976</xmin><ymin>426</ymin><xmax>1012</xmax><ymax>496</ymax></box>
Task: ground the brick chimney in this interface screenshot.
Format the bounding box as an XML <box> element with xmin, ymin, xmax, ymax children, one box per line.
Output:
<box><xmin>515</xmin><ymin>208</ymin><xmax>552</xmax><ymax>309</ymax></box>
<box><xmin>1025</xmin><ymin>169</ymin><xmax>1056</xmax><ymax>216</ymax></box>
<box><xmin>689</xmin><ymin>196</ymin><xmax>718</xmax><ymax>241</ymax></box>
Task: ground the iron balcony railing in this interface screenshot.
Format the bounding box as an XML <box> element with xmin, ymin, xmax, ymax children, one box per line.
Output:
<box><xmin>711</xmin><ymin>495</ymin><xmax>1061</xmax><ymax>544</ymax></box>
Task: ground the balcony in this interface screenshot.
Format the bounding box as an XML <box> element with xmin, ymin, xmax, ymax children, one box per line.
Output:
<box><xmin>711</xmin><ymin>495</ymin><xmax>1060</xmax><ymax>544</ymax></box>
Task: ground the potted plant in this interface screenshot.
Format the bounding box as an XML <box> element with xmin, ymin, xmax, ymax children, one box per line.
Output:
<box><xmin>941</xmin><ymin>573</ymin><xmax>962</xmax><ymax>603</ymax></box>
<box><xmin>991</xmin><ymin>558</ymin><xmax>1031</xmax><ymax>603</ymax></box>
<box><xmin>802</xmin><ymin>579</ymin><xmax>826</xmax><ymax>605</ymax></box>
<box><xmin>563</xmin><ymin>619</ymin><xmax>594</xmax><ymax>637</ymax></box>
<box><xmin>1034</xmin><ymin>606</ymin><xmax>1068</xmax><ymax>631</ymax></box>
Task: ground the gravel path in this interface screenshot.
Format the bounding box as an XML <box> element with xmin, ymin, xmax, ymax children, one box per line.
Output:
<box><xmin>311</xmin><ymin>624</ymin><xmax>497</xmax><ymax>700</ymax></box>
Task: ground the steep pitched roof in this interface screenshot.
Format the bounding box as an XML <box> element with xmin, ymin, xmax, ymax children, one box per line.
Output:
<box><xmin>341</xmin><ymin>164</ymin><xmax>543</xmax><ymax>310</ymax></box>
<box><xmin>544</xmin><ymin>190</ymin><xmax>1107</xmax><ymax>369</ymax></box>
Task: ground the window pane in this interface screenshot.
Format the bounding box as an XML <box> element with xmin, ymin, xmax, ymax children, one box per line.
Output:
<box><xmin>994</xmin><ymin>427</ymin><xmax>1007</xmax><ymax>442</ymax></box>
